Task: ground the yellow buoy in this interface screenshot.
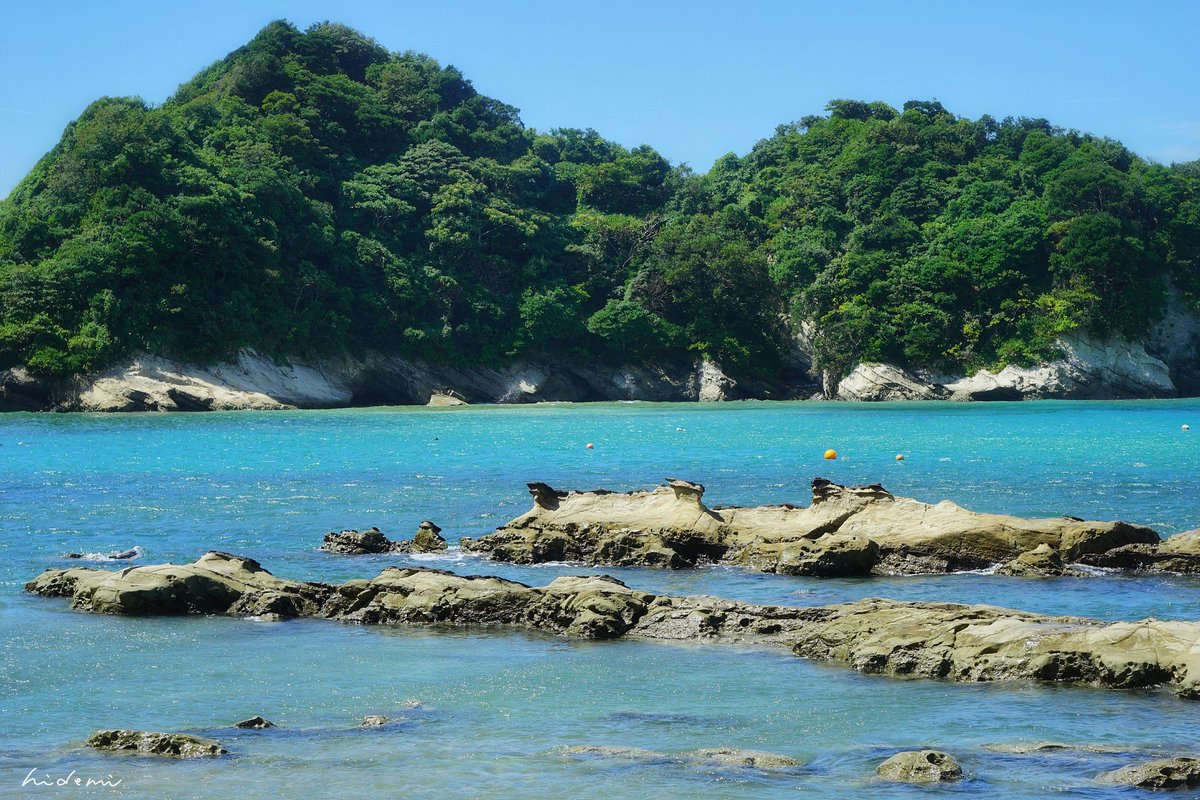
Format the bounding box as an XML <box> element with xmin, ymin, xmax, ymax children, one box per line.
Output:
<box><xmin>585</xmin><ymin>442</ymin><xmax>595</xmax><ymax>449</ymax></box>
<box><xmin>895</xmin><ymin>454</ymin><xmax>905</xmax><ymax>461</ymax></box>
<box><xmin>823</xmin><ymin>449</ymin><xmax>837</xmax><ymax>460</ymax></box>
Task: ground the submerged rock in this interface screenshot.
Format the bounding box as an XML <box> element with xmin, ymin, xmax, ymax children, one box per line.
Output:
<box><xmin>85</xmin><ymin>730</ymin><xmax>226</xmax><ymax>758</ymax></box>
<box><xmin>461</xmin><ymin>477</ymin><xmax>1159</xmax><ymax>577</ymax></box>
<box><xmin>360</xmin><ymin>715</ymin><xmax>390</xmax><ymax>727</ymax></box>
<box><xmin>1099</xmin><ymin>757</ymin><xmax>1200</xmax><ymax>789</ymax></box>
<box><xmin>876</xmin><ymin>750</ymin><xmax>963</xmax><ymax>782</ymax></box>
<box><xmin>26</xmin><ymin>555</ymin><xmax>1200</xmax><ymax>699</ymax></box>
<box><xmin>232</xmin><ymin>716</ymin><xmax>275</xmax><ymax>729</ymax></box>
<box><xmin>562</xmin><ymin>745</ymin><xmax>802</xmax><ymax>770</ymax></box>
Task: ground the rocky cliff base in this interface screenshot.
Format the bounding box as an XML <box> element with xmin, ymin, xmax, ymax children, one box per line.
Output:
<box><xmin>461</xmin><ymin>478</ymin><xmax>1172</xmax><ymax>577</ymax></box>
<box><xmin>2</xmin><ymin>326</ymin><xmax>1196</xmax><ymax>412</ymax></box>
<box><xmin>0</xmin><ymin>350</ymin><xmax>771</xmax><ymax>412</ymax></box>
<box><xmin>25</xmin><ymin>552</ymin><xmax>1200</xmax><ymax>699</ymax></box>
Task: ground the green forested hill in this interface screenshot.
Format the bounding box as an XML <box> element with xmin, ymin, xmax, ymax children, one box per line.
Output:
<box><xmin>1</xmin><ymin>20</ymin><xmax>1197</xmax><ymax>382</ymax></box>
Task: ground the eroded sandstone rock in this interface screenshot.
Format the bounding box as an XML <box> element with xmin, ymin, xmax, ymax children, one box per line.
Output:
<box><xmin>876</xmin><ymin>750</ymin><xmax>962</xmax><ymax>782</ymax></box>
<box><xmin>1099</xmin><ymin>757</ymin><xmax>1200</xmax><ymax>789</ymax></box>
<box><xmin>461</xmin><ymin>478</ymin><xmax>1160</xmax><ymax>577</ymax></box>
<box><xmin>26</xmin><ymin>555</ymin><xmax>1200</xmax><ymax>700</ymax></box>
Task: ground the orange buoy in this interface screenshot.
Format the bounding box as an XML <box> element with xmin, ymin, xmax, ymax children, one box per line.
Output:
<box><xmin>586</xmin><ymin>443</ymin><xmax>595</xmax><ymax>449</ymax></box>
<box><xmin>823</xmin><ymin>449</ymin><xmax>837</xmax><ymax>460</ymax></box>
<box><xmin>895</xmin><ymin>454</ymin><xmax>905</xmax><ymax>461</ymax></box>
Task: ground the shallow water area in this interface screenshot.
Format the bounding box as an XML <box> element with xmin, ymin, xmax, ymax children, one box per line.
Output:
<box><xmin>3</xmin><ymin>400</ymin><xmax>1200</xmax><ymax>798</ymax></box>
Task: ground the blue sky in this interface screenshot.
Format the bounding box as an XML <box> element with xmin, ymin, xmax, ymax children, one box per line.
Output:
<box><xmin>2</xmin><ymin>0</ymin><xmax>1198</xmax><ymax>196</ymax></box>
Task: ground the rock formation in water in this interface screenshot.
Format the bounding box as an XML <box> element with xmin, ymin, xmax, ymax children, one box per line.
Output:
<box><xmin>1098</xmin><ymin>757</ymin><xmax>1200</xmax><ymax>789</ymax></box>
<box><xmin>459</xmin><ymin>478</ymin><xmax>1161</xmax><ymax>576</ymax></box>
<box><xmin>232</xmin><ymin>716</ymin><xmax>275</xmax><ymax>729</ymax></box>
<box><xmin>875</xmin><ymin>750</ymin><xmax>963</xmax><ymax>783</ymax></box>
<box><xmin>321</xmin><ymin>522</ymin><xmax>447</xmax><ymax>555</ymax></box>
<box><xmin>25</xmin><ymin>553</ymin><xmax>1200</xmax><ymax>700</ymax></box>
<box><xmin>85</xmin><ymin>730</ymin><xmax>226</xmax><ymax>758</ymax></box>
<box><xmin>563</xmin><ymin>745</ymin><xmax>803</xmax><ymax>770</ymax></box>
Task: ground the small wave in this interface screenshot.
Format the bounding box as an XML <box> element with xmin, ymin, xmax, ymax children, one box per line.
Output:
<box><xmin>1068</xmin><ymin>563</ymin><xmax>1120</xmax><ymax>577</ymax></box>
<box><xmin>954</xmin><ymin>564</ymin><xmax>1000</xmax><ymax>575</ymax></box>
<box><xmin>406</xmin><ymin>551</ymin><xmax>470</xmax><ymax>564</ymax></box>
<box><xmin>65</xmin><ymin>546</ymin><xmax>144</xmax><ymax>562</ymax></box>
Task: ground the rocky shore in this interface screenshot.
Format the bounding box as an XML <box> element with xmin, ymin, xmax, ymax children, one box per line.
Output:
<box><xmin>460</xmin><ymin>478</ymin><xmax>1178</xmax><ymax>576</ymax></box>
<box><xmin>0</xmin><ymin>324</ymin><xmax>1193</xmax><ymax>412</ymax></box>
<box><xmin>25</xmin><ymin>552</ymin><xmax>1200</xmax><ymax>699</ymax></box>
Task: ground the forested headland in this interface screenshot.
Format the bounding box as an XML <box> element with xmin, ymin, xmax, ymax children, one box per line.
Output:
<box><xmin>1</xmin><ymin>20</ymin><xmax>1197</xmax><ymax>389</ymax></box>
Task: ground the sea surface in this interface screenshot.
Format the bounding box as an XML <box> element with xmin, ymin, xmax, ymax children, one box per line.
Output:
<box><xmin>2</xmin><ymin>400</ymin><xmax>1200</xmax><ymax>798</ymax></box>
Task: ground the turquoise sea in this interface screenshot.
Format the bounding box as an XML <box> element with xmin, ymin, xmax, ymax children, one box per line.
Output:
<box><xmin>3</xmin><ymin>400</ymin><xmax>1200</xmax><ymax>798</ymax></box>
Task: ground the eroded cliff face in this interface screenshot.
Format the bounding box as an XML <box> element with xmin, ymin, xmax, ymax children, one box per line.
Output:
<box><xmin>833</xmin><ymin>333</ymin><xmax>1180</xmax><ymax>402</ymax></box>
<box><xmin>460</xmin><ymin>478</ymin><xmax>1163</xmax><ymax>576</ymax></box>
<box><xmin>25</xmin><ymin>552</ymin><xmax>1200</xmax><ymax>700</ymax></box>
<box><xmin>3</xmin><ymin>311</ymin><xmax>1198</xmax><ymax>412</ymax></box>
<box><xmin>0</xmin><ymin>351</ymin><xmax>778</xmax><ymax>411</ymax></box>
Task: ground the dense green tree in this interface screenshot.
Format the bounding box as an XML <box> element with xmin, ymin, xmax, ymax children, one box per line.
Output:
<box><xmin>0</xmin><ymin>21</ymin><xmax>1197</xmax><ymax>387</ymax></box>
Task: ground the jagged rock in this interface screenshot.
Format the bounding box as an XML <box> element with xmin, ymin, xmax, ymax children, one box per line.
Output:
<box><xmin>232</xmin><ymin>716</ymin><xmax>275</xmax><ymax>729</ymax></box>
<box><xmin>410</xmin><ymin>521</ymin><xmax>447</xmax><ymax>552</ymax></box>
<box><xmin>85</xmin><ymin>730</ymin><xmax>226</xmax><ymax>758</ymax></box>
<box><xmin>876</xmin><ymin>750</ymin><xmax>962</xmax><ymax>782</ymax></box>
<box><xmin>321</xmin><ymin>523</ymin><xmax>448</xmax><ymax>555</ymax></box>
<box><xmin>695</xmin><ymin>359</ymin><xmax>736</xmax><ymax>402</ymax></box>
<box><xmin>836</xmin><ymin>363</ymin><xmax>947</xmax><ymax>401</ymax></box>
<box><xmin>27</xmin><ymin>555</ymin><xmax>1200</xmax><ymax>699</ymax></box>
<box><xmin>996</xmin><ymin>543</ymin><xmax>1065</xmax><ymax>576</ymax></box>
<box><xmin>360</xmin><ymin>715</ymin><xmax>390</xmax><ymax>727</ymax></box>
<box><xmin>426</xmin><ymin>392</ymin><xmax>467</xmax><ymax>406</ymax></box>
<box><xmin>563</xmin><ymin>745</ymin><xmax>802</xmax><ymax>770</ymax></box>
<box><xmin>462</xmin><ymin>478</ymin><xmax>1160</xmax><ymax>576</ymax></box>
<box><xmin>321</xmin><ymin>528</ymin><xmax>395</xmax><ymax>554</ymax></box>
<box><xmin>1099</xmin><ymin>757</ymin><xmax>1200</xmax><ymax>789</ymax></box>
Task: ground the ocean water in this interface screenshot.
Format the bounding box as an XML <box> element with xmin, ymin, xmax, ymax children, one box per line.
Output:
<box><xmin>3</xmin><ymin>400</ymin><xmax>1200</xmax><ymax>798</ymax></box>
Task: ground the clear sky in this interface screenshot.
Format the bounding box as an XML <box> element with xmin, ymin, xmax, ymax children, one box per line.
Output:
<box><xmin>2</xmin><ymin>0</ymin><xmax>1198</xmax><ymax>197</ymax></box>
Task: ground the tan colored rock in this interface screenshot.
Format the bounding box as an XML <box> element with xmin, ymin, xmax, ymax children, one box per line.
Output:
<box><xmin>360</xmin><ymin>715</ymin><xmax>390</xmax><ymax>727</ymax></box>
<box><xmin>24</xmin><ymin>551</ymin><xmax>333</xmax><ymax>617</ymax></box>
<box><xmin>410</xmin><ymin>521</ymin><xmax>447</xmax><ymax>552</ymax></box>
<box><xmin>426</xmin><ymin>392</ymin><xmax>468</xmax><ymax>406</ymax></box>
<box><xmin>86</xmin><ymin>730</ymin><xmax>226</xmax><ymax>758</ymax></box>
<box><xmin>876</xmin><ymin>750</ymin><xmax>962</xmax><ymax>782</ymax></box>
<box><xmin>29</xmin><ymin>556</ymin><xmax>1200</xmax><ymax>699</ymax></box>
<box><xmin>463</xmin><ymin>477</ymin><xmax>1159</xmax><ymax>576</ymax></box>
<box><xmin>996</xmin><ymin>543</ymin><xmax>1065</xmax><ymax>576</ymax></box>
<box><xmin>1099</xmin><ymin>757</ymin><xmax>1200</xmax><ymax>789</ymax></box>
